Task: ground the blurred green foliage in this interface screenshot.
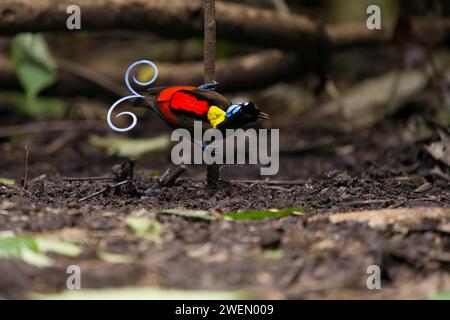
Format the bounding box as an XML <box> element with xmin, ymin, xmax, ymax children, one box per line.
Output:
<box><xmin>0</xmin><ymin>177</ymin><xmax>15</xmax><ymax>185</ymax></box>
<box><xmin>5</xmin><ymin>92</ymin><xmax>66</xmax><ymax>119</ymax></box>
<box><xmin>125</xmin><ymin>216</ymin><xmax>164</xmax><ymax>240</ymax></box>
<box><xmin>0</xmin><ymin>232</ymin><xmax>82</xmax><ymax>268</ymax></box>
<box><xmin>432</xmin><ymin>291</ymin><xmax>450</xmax><ymax>300</ymax></box>
<box><xmin>8</xmin><ymin>33</ymin><xmax>66</xmax><ymax>119</ymax></box>
<box><xmin>11</xmin><ymin>34</ymin><xmax>57</xmax><ymax>99</ymax></box>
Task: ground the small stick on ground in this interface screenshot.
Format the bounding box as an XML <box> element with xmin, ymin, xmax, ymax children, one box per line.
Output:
<box><xmin>230</xmin><ymin>179</ymin><xmax>307</xmax><ymax>185</ymax></box>
<box><xmin>158</xmin><ymin>168</ymin><xmax>171</xmax><ymax>184</ymax></box>
<box><xmin>22</xmin><ymin>144</ymin><xmax>29</xmax><ymax>191</ymax></box>
<box><xmin>62</xmin><ymin>176</ymin><xmax>114</xmax><ymax>182</ymax></box>
<box><xmin>78</xmin><ymin>180</ymin><xmax>128</xmax><ymax>202</ymax></box>
<box><xmin>159</xmin><ymin>165</ymin><xmax>187</xmax><ymax>187</ymax></box>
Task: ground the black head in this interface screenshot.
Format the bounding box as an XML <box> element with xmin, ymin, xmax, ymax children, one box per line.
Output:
<box><xmin>224</xmin><ymin>102</ymin><xmax>269</xmax><ymax>128</ymax></box>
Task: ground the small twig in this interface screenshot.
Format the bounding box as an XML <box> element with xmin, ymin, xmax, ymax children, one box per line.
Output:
<box><xmin>78</xmin><ymin>180</ymin><xmax>128</xmax><ymax>202</ymax></box>
<box><xmin>159</xmin><ymin>165</ymin><xmax>187</xmax><ymax>187</ymax></box>
<box><xmin>62</xmin><ymin>176</ymin><xmax>114</xmax><ymax>182</ymax></box>
<box><xmin>230</xmin><ymin>179</ymin><xmax>307</xmax><ymax>185</ymax></box>
<box><xmin>344</xmin><ymin>198</ymin><xmax>394</xmax><ymax>206</ymax></box>
<box><xmin>158</xmin><ymin>169</ymin><xmax>171</xmax><ymax>184</ymax></box>
<box><xmin>22</xmin><ymin>144</ymin><xmax>29</xmax><ymax>191</ymax></box>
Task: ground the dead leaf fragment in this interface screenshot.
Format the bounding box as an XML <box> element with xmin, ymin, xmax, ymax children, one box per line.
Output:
<box><xmin>328</xmin><ymin>207</ymin><xmax>450</xmax><ymax>230</ymax></box>
<box><xmin>424</xmin><ymin>130</ymin><xmax>450</xmax><ymax>168</ymax></box>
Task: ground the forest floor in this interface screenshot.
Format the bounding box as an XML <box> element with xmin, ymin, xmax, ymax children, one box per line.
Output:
<box><xmin>1</xmin><ymin>117</ymin><xmax>450</xmax><ymax>300</ymax></box>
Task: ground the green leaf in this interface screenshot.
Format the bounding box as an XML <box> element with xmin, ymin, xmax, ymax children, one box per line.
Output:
<box><xmin>32</xmin><ymin>287</ymin><xmax>249</xmax><ymax>300</ymax></box>
<box><xmin>0</xmin><ymin>232</ymin><xmax>38</xmax><ymax>258</ymax></box>
<box><xmin>5</xmin><ymin>92</ymin><xmax>66</xmax><ymax>119</ymax></box>
<box><xmin>224</xmin><ymin>207</ymin><xmax>307</xmax><ymax>220</ymax></box>
<box><xmin>0</xmin><ymin>232</ymin><xmax>82</xmax><ymax>267</ymax></box>
<box><xmin>159</xmin><ymin>209</ymin><xmax>215</xmax><ymax>221</ymax></box>
<box><xmin>0</xmin><ymin>232</ymin><xmax>52</xmax><ymax>267</ymax></box>
<box><xmin>125</xmin><ymin>216</ymin><xmax>163</xmax><ymax>241</ymax></box>
<box><xmin>0</xmin><ymin>177</ymin><xmax>15</xmax><ymax>186</ymax></box>
<box><xmin>10</xmin><ymin>33</ymin><xmax>57</xmax><ymax>99</ymax></box>
<box><xmin>262</xmin><ymin>249</ymin><xmax>284</xmax><ymax>260</ymax></box>
<box><xmin>90</xmin><ymin>135</ymin><xmax>170</xmax><ymax>158</ymax></box>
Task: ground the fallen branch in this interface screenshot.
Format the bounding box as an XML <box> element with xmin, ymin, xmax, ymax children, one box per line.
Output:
<box><xmin>0</xmin><ymin>49</ymin><xmax>302</xmax><ymax>96</ymax></box>
<box><xmin>0</xmin><ymin>0</ymin><xmax>328</xmax><ymax>52</ymax></box>
<box><xmin>3</xmin><ymin>0</ymin><xmax>450</xmax><ymax>49</ymax></box>
<box><xmin>325</xmin><ymin>22</ymin><xmax>392</xmax><ymax>49</ymax></box>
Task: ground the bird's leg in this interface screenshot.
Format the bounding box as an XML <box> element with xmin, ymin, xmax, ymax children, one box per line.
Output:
<box><xmin>191</xmin><ymin>139</ymin><xmax>226</xmax><ymax>188</ymax></box>
<box><xmin>200</xmin><ymin>141</ymin><xmax>221</xmax><ymax>188</ymax></box>
<box><xmin>198</xmin><ymin>80</ymin><xmax>219</xmax><ymax>91</ymax></box>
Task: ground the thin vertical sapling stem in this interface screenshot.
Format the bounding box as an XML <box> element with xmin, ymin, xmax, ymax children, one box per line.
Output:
<box><xmin>203</xmin><ymin>0</ymin><xmax>220</xmax><ymax>187</ymax></box>
<box><xmin>204</xmin><ymin>0</ymin><xmax>216</xmax><ymax>84</ymax></box>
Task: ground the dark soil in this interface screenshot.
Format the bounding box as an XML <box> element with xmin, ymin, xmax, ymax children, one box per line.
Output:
<box><xmin>1</xmin><ymin>118</ymin><xmax>450</xmax><ymax>299</ymax></box>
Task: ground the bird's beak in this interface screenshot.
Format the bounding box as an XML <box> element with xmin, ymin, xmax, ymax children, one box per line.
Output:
<box><xmin>257</xmin><ymin>112</ymin><xmax>270</xmax><ymax>120</ymax></box>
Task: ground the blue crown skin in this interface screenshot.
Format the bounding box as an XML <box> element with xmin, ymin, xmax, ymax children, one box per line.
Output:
<box><xmin>226</xmin><ymin>104</ymin><xmax>242</xmax><ymax>119</ymax></box>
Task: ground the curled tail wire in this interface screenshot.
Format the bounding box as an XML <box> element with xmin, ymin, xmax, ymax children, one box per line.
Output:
<box><xmin>107</xmin><ymin>60</ymin><xmax>158</xmax><ymax>132</ymax></box>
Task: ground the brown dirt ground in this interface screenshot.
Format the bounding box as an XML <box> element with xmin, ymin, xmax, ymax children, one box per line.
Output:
<box><xmin>1</xmin><ymin>118</ymin><xmax>450</xmax><ymax>300</ymax></box>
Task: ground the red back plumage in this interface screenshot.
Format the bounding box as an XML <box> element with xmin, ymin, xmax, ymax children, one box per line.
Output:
<box><xmin>156</xmin><ymin>86</ymin><xmax>197</xmax><ymax>102</ymax></box>
<box><xmin>156</xmin><ymin>86</ymin><xmax>210</xmax><ymax>124</ymax></box>
<box><xmin>142</xmin><ymin>85</ymin><xmax>231</xmax><ymax>130</ymax></box>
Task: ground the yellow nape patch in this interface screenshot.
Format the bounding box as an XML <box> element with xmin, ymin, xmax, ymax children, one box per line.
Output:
<box><xmin>207</xmin><ymin>106</ymin><xmax>226</xmax><ymax>128</ymax></box>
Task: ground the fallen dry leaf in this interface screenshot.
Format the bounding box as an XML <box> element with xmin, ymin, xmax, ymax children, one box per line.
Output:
<box><xmin>325</xmin><ymin>207</ymin><xmax>450</xmax><ymax>230</ymax></box>
<box><xmin>425</xmin><ymin>130</ymin><xmax>450</xmax><ymax>168</ymax></box>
